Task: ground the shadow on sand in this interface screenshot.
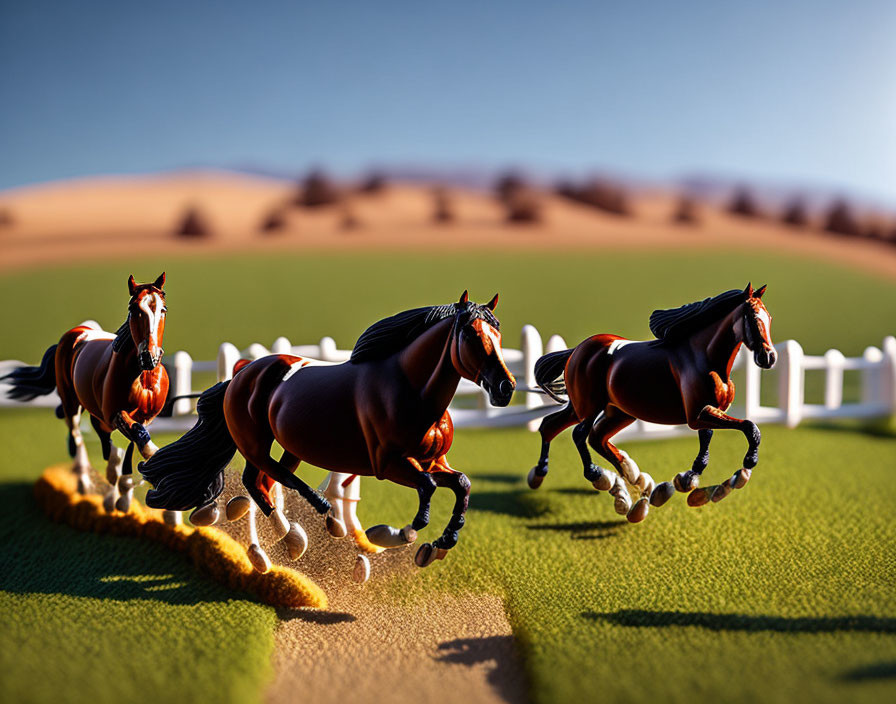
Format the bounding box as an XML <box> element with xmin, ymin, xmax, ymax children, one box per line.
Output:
<box><xmin>438</xmin><ymin>635</ymin><xmax>527</xmax><ymax>704</ymax></box>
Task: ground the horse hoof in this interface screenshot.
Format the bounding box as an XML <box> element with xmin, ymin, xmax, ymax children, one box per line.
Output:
<box><xmin>270</xmin><ymin>510</ymin><xmax>290</xmax><ymax>540</ymax></box>
<box><xmin>225</xmin><ymin>496</ymin><xmax>251</xmax><ymax>521</ymax></box>
<box><xmin>650</xmin><ymin>482</ymin><xmax>675</xmax><ymax>507</ymax></box>
<box><xmin>636</xmin><ymin>472</ymin><xmax>655</xmax><ymax>497</ymax></box>
<box><xmin>627</xmin><ymin>497</ymin><xmax>649</xmax><ymax>523</ymax></box>
<box><xmin>103</xmin><ymin>490</ymin><xmax>117</xmax><ymax>513</ymax></box>
<box><xmin>162</xmin><ymin>510</ymin><xmax>182</xmax><ymax>526</ymax></box>
<box><xmin>711</xmin><ymin>483</ymin><xmax>733</xmax><ymax>503</ymax></box>
<box><xmin>285</xmin><ymin>523</ymin><xmax>308</xmax><ymax>560</ymax></box>
<box><xmin>353</xmin><ymin>554</ymin><xmax>371</xmax><ymax>583</ymax></box>
<box><xmin>115</xmin><ymin>493</ymin><xmax>133</xmax><ymax>513</ymax></box>
<box><xmin>674</xmin><ymin>471</ymin><xmax>699</xmax><ymax>493</ymax></box>
<box><xmin>366</xmin><ymin>524</ymin><xmax>413</xmax><ymax>548</ymax></box>
<box><xmin>687</xmin><ymin>488</ymin><xmax>712</xmax><ymax>507</ymax></box>
<box><xmin>435</xmin><ymin>547</ymin><xmax>449</xmax><ymax>561</ymax></box>
<box><xmin>527</xmin><ymin>466</ymin><xmax>545</xmax><ymax>490</ymax></box>
<box><xmin>592</xmin><ymin>468</ymin><xmax>614</xmax><ymax>492</ymax></box>
<box><xmin>247</xmin><ymin>544</ymin><xmax>271</xmax><ymax>573</ymax></box>
<box><xmin>326</xmin><ymin>513</ymin><xmax>347</xmax><ymax>538</ymax></box>
<box><xmin>619</xmin><ymin>451</ymin><xmax>641</xmax><ymax>485</ymax></box>
<box><xmin>733</xmin><ymin>468</ymin><xmax>752</xmax><ymax>489</ymax></box>
<box><xmin>415</xmin><ymin>543</ymin><xmax>437</xmax><ymax>568</ymax></box>
<box><xmin>76</xmin><ymin>476</ymin><xmax>92</xmax><ymax>495</ymax></box>
<box><xmin>613</xmin><ymin>494</ymin><xmax>632</xmax><ymax>516</ymax></box>
<box><xmin>190</xmin><ymin>503</ymin><xmax>220</xmax><ymax>526</ymax></box>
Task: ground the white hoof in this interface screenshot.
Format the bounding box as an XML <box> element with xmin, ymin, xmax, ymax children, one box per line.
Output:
<box><xmin>610</xmin><ymin>477</ymin><xmax>632</xmax><ymax>515</ymax></box>
<box><xmin>103</xmin><ymin>488</ymin><xmax>118</xmax><ymax>513</ymax></box>
<box><xmin>190</xmin><ymin>503</ymin><xmax>220</xmax><ymax>526</ymax></box>
<box><xmin>635</xmin><ymin>472</ymin><xmax>655</xmax><ymax>497</ymax></box>
<box><xmin>162</xmin><ymin>510</ymin><xmax>182</xmax><ymax>526</ymax></box>
<box><xmin>247</xmin><ymin>544</ymin><xmax>271</xmax><ymax>573</ymax></box>
<box><xmin>527</xmin><ymin>466</ymin><xmax>545</xmax><ymax>490</ymax></box>
<box><xmin>115</xmin><ymin>491</ymin><xmax>133</xmax><ymax>513</ymax></box>
<box><xmin>619</xmin><ymin>451</ymin><xmax>641</xmax><ymax>485</ymax></box>
<box><xmin>225</xmin><ymin>496</ymin><xmax>251</xmax><ymax>521</ymax></box>
<box><xmin>284</xmin><ymin>523</ymin><xmax>309</xmax><ymax>560</ymax></box>
<box><xmin>592</xmin><ymin>467</ymin><xmax>614</xmax><ymax>492</ymax></box>
<box><xmin>76</xmin><ymin>473</ymin><xmax>93</xmax><ymax>495</ymax></box>
<box><xmin>353</xmin><ymin>554</ymin><xmax>371</xmax><ymax>583</ymax></box>
<box><xmin>269</xmin><ymin>509</ymin><xmax>290</xmax><ymax>540</ymax></box>
<box><xmin>366</xmin><ymin>524</ymin><xmax>417</xmax><ymax>548</ymax></box>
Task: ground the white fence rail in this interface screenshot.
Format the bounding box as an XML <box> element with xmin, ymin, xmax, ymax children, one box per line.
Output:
<box><xmin>2</xmin><ymin>327</ymin><xmax>894</xmax><ymax>441</ymax></box>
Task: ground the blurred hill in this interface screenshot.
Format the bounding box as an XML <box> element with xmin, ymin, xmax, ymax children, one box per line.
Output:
<box><xmin>1</xmin><ymin>169</ymin><xmax>894</xmax><ymax>278</ymax></box>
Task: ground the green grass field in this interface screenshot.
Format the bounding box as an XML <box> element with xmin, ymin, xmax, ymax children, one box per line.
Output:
<box><xmin>1</xmin><ymin>248</ymin><xmax>895</xmax><ymax>704</ymax></box>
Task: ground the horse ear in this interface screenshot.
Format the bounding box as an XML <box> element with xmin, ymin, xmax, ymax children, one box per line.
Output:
<box><xmin>744</xmin><ymin>282</ymin><xmax>754</xmax><ymax>297</ymax></box>
<box><xmin>459</xmin><ymin>290</ymin><xmax>469</xmax><ymax>304</ymax></box>
<box><xmin>755</xmin><ymin>284</ymin><xmax>767</xmax><ymax>299</ymax></box>
<box><xmin>128</xmin><ymin>275</ymin><xmax>137</xmax><ymax>296</ymax></box>
<box><xmin>154</xmin><ymin>272</ymin><xmax>166</xmax><ymax>289</ymax></box>
<box><xmin>486</xmin><ymin>293</ymin><xmax>499</xmax><ymax>311</ymax></box>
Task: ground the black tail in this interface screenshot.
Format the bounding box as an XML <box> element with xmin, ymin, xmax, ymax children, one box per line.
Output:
<box><xmin>2</xmin><ymin>344</ymin><xmax>58</xmax><ymax>402</ymax></box>
<box><xmin>138</xmin><ymin>381</ymin><xmax>237</xmax><ymax>511</ymax></box>
<box><xmin>534</xmin><ymin>348</ymin><xmax>574</xmax><ymax>403</ymax></box>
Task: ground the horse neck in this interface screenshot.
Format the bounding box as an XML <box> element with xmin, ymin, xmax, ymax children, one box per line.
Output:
<box><xmin>109</xmin><ymin>328</ymin><xmax>143</xmax><ymax>385</ymax></box>
<box><xmin>698</xmin><ymin>307</ymin><xmax>743</xmax><ymax>376</ymax></box>
<box><xmin>397</xmin><ymin>317</ymin><xmax>460</xmax><ymax>412</ymax></box>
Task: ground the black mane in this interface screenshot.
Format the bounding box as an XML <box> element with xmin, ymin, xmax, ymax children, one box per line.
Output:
<box><xmin>111</xmin><ymin>316</ymin><xmax>132</xmax><ymax>353</ymax></box>
<box><xmin>649</xmin><ymin>289</ymin><xmax>747</xmax><ymax>341</ymax></box>
<box><xmin>350</xmin><ymin>301</ymin><xmax>499</xmax><ymax>364</ymax></box>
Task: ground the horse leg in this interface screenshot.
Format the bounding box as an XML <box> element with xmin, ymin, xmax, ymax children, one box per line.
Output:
<box><xmin>528</xmin><ymin>403</ymin><xmax>578</xmax><ymax>489</ymax></box>
<box><xmin>588</xmin><ymin>409</ymin><xmax>653</xmax><ymax>522</ymax></box>
<box><xmin>66</xmin><ymin>408</ymin><xmax>93</xmax><ymax>494</ymax></box>
<box><xmin>365</xmin><ymin>458</ymin><xmax>435</xmax><ymax>550</ymax></box>
<box><xmin>682</xmin><ymin>406</ymin><xmax>760</xmax><ymax>506</ymax></box>
<box><xmin>570</xmin><ymin>414</ymin><xmax>614</xmax><ymax>492</ymax></box>
<box><xmin>650</xmin><ymin>429</ymin><xmax>714</xmax><ymax>508</ymax></box>
<box><xmin>415</xmin><ymin>459</ymin><xmax>470</xmax><ymax>567</ymax></box>
<box><xmin>91</xmin><ymin>416</ymin><xmax>124</xmax><ymax>512</ymax></box>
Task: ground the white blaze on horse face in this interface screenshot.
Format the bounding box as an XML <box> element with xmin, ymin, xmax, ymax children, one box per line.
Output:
<box><xmin>138</xmin><ymin>292</ymin><xmax>164</xmax><ymax>348</ymax></box>
<box><xmin>478</xmin><ymin>320</ymin><xmax>515</xmax><ymax>384</ymax></box>
<box><xmin>755</xmin><ymin>307</ymin><xmax>772</xmax><ymax>346</ymax></box>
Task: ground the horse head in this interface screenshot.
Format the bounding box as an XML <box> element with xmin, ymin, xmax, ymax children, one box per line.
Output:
<box><xmin>127</xmin><ymin>272</ymin><xmax>167</xmax><ymax>371</ymax></box>
<box><xmin>449</xmin><ymin>290</ymin><xmax>516</xmax><ymax>407</ymax></box>
<box><xmin>739</xmin><ymin>282</ymin><xmax>776</xmax><ymax>369</ymax></box>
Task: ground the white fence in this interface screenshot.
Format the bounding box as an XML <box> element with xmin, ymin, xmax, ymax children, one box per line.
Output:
<box><xmin>2</xmin><ymin>327</ymin><xmax>895</xmax><ymax>440</ymax></box>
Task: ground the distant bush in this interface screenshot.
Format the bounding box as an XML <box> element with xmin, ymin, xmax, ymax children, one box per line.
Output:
<box><xmin>728</xmin><ymin>187</ymin><xmax>762</xmax><ymax>218</ymax></box>
<box><xmin>495</xmin><ymin>171</ymin><xmax>527</xmax><ymax>203</ymax></box>
<box><xmin>671</xmin><ymin>196</ymin><xmax>699</xmax><ymax>225</ymax></box>
<box><xmin>297</xmin><ymin>170</ymin><xmax>340</xmax><ymax>207</ymax></box>
<box><xmin>504</xmin><ymin>188</ymin><xmax>542</xmax><ymax>224</ymax></box>
<box><xmin>175</xmin><ymin>206</ymin><xmax>211</xmax><ymax>238</ymax></box>
<box><xmin>0</xmin><ymin>207</ymin><xmax>14</xmax><ymax>227</ymax></box>
<box><xmin>259</xmin><ymin>207</ymin><xmax>287</xmax><ymax>235</ymax></box>
<box><xmin>555</xmin><ymin>178</ymin><xmax>631</xmax><ymax>216</ymax></box>
<box><xmin>824</xmin><ymin>199</ymin><xmax>861</xmax><ymax>237</ymax></box>
<box><xmin>358</xmin><ymin>172</ymin><xmax>387</xmax><ymax>194</ymax></box>
<box><xmin>432</xmin><ymin>188</ymin><xmax>455</xmax><ymax>223</ymax></box>
<box><xmin>781</xmin><ymin>198</ymin><xmax>809</xmax><ymax>228</ymax></box>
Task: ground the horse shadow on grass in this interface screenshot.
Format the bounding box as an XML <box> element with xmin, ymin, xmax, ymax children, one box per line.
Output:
<box><xmin>840</xmin><ymin>662</ymin><xmax>896</xmax><ymax>681</ymax></box>
<box><xmin>527</xmin><ymin>520</ymin><xmax>626</xmax><ymax>541</ymax></box>
<box><xmin>583</xmin><ymin>609</ymin><xmax>896</xmax><ymax>634</ymax></box>
<box><xmin>437</xmin><ymin>635</ymin><xmax>528</xmax><ymax>704</ymax></box>
<box><xmin>0</xmin><ymin>483</ymin><xmax>246</xmax><ymax>606</ymax></box>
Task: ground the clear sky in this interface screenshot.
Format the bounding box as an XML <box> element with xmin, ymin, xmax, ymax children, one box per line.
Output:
<box><xmin>1</xmin><ymin>1</ymin><xmax>894</xmax><ymax>202</ymax></box>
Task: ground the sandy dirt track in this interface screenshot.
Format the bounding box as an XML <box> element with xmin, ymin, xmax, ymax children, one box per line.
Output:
<box><xmin>1</xmin><ymin>170</ymin><xmax>895</xmax><ymax>280</ymax></box>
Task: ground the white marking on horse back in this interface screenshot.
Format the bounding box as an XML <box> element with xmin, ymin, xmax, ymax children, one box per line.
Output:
<box><xmin>75</xmin><ymin>329</ymin><xmax>115</xmax><ymax>345</ymax></box>
<box><xmin>607</xmin><ymin>339</ymin><xmax>636</xmax><ymax>356</ymax></box>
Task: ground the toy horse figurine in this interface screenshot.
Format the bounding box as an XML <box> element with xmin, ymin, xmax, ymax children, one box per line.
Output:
<box><xmin>139</xmin><ymin>291</ymin><xmax>515</xmax><ymax>572</ymax></box>
<box><xmin>528</xmin><ymin>283</ymin><xmax>776</xmax><ymax>522</ymax></box>
<box><xmin>3</xmin><ymin>274</ymin><xmax>170</xmax><ymax>515</ymax></box>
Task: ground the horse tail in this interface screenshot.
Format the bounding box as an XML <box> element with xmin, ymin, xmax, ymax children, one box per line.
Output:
<box><xmin>1</xmin><ymin>344</ymin><xmax>58</xmax><ymax>402</ymax></box>
<box><xmin>138</xmin><ymin>381</ymin><xmax>237</xmax><ymax>511</ymax></box>
<box><xmin>534</xmin><ymin>348</ymin><xmax>574</xmax><ymax>403</ymax></box>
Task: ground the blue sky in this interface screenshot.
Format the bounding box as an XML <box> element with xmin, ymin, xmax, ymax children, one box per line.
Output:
<box><xmin>1</xmin><ymin>1</ymin><xmax>893</xmax><ymax>202</ymax></box>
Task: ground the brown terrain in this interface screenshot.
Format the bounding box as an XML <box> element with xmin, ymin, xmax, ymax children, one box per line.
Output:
<box><xmin>1</xmin><ymin>169</ymin><xmax>895</xmax><ymax>278</ymax></box>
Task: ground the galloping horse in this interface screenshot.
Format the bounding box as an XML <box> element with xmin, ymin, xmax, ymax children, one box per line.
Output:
<box><xmin>139</xmin><ymin>291</ymin><xmax>515</xmax><ymax>571</ymax></box>
<box><xmin>527</xmin><ymin>283</ymin><xmax>776</xmax><ymax>522</ymax></box>
<box><xmin>3</xmin><ymin>274</ymin><xmax>170</xmax><ymax>514</ymax></box>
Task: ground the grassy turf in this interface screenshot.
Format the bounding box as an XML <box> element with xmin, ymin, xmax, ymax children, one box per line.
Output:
<box><xmin>1</xmin><ymin>248</ymin><xmax>895</xmax><ymax>703</ymax></box>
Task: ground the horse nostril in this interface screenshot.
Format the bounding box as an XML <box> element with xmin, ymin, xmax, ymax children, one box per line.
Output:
<box><xmin>498</xmin><ymin>380</ymin><xmax>514</xmax><ymax>397</ymax></box>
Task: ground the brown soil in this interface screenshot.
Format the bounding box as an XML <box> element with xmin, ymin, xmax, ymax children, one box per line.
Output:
<box><xmin>1</xmin><ymin>171</ymin><xmax>895</xmax><ymax>280</ymax></box>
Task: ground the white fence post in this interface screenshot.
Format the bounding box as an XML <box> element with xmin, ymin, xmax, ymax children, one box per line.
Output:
<box><xmin>823</xmin><ymin>349</ymin><xmax>845</xmax><ymax>410</ymax></box>
<box><xmin>862</xmin><ymin>346</ymin><xmax>884</xmax><ymax>406</ymax></box>
<box><xmin>171</xmin><ymin>350</ymin><xmax>193</xmax><ymax>416</ymax></box>
<box><xmin>319</xmin><ymin>337</ymin><xmax>338</xmax><ymax>361</ymax></box>
<box><xmin>272</xmin><ymin>336</ymin><xmax>292</xmax><ymax>355</ymax></box>
<box><xmin>521</xmin><ymin>325</ymin><xmax>544</xmax><ymax>431</ymax></box>
<box><xmin>246</xmin><ymin>343</ymin><xmax>269</xmax><ymax>360</ymax></box>
<box><xmin>883</xmin><ymin>336</ymin><xmax>896</xmax><ymax>414</ymax></box>
<box><xmin>217</xmin><ymin>342</ymin><xmax>241</xmax><ymax>381</ymax></box>
<box><xmin>778</xmin><ymin>340</ymin><xmax>804</xmax><ymax>428</ymax></box>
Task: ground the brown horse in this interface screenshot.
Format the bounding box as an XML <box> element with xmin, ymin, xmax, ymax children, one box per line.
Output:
<box><xmin>527</xmin><ymin>283</ymin><xmax>776</xmax><ymax>522</ymax></box>
<box><xmin>139</xmin><ymin>291</ymin><xmax>515</xmax><ymax>571</ymax></box>
<box><xmin>3</xmin><ymin>274</ymin><xmax>169</xmax><ymax>513</ymax></box>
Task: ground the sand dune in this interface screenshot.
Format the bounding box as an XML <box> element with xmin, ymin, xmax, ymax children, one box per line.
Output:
<box><xmin>1</xmin><ymin>170</ymin><xmax>895</xmax><ymax>279</ymax></box>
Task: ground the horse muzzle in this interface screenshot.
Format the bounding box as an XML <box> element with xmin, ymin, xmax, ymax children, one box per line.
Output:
<box><xmin>481</xmin><ymin>377</ymin><xmax>515</xmax><ymax>407</ymax></box>
<box><xmin>754</xmin><ymin>348</ymin><xmax>777</xmax><ymax>369</ymax></box>
<box><xmin>139</xmin><ymin>349</ymin><xmax>162</xmax><ymax>371</ymax></box>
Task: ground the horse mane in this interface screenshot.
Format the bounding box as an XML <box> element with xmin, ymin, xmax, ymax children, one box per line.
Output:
<box><xmin>111</xmin><ymin>316</ymin><xmax>132</xmax><ymax>353</ymax></box>
<box><xmin>349</xmin><ymin>302</ymin><xmax>499</xmax><ymax>364</ymax></box>
<box><xmin>649</xmin><ymin>289</ymin><xmax>747</xmax><ymax>341</ymax></box>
